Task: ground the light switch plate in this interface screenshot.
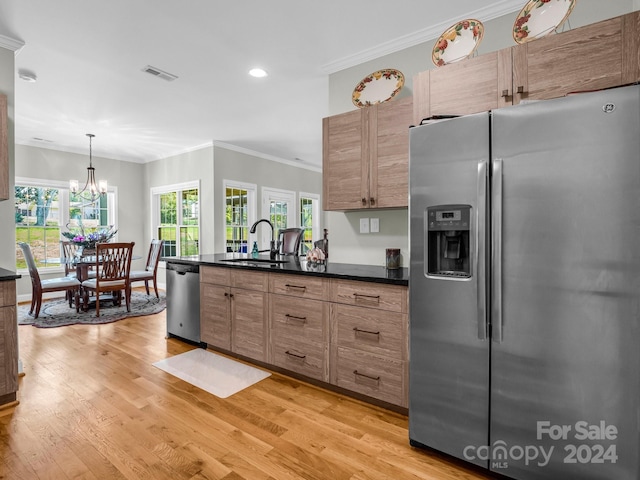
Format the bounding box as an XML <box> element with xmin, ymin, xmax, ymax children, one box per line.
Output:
<box><xmin>359</xmin><ymin>217</ymin><xmax>369</xmax><ymax>234</ymax></box>
<box><xmin>370</xmin><ymin>218</ymin><xmax>379</xmax><ymax>233</ymax></box>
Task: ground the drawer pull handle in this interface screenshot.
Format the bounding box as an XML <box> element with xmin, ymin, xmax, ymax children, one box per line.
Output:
<box><xmin>353</xmin><ymin>293</ymin><xmax>380</xmax><ymax>302</ymax></box>
<box><xmin>370</xmin><ymin>197</ymin><xmax>375</xmax><ymax>206</ymax></box>
<box><xmin>517</xmin><ymin>85</ymin><xmax>525</xmax><ymax>94</ymax></box>
<box><xmin>285</xmin><ymin>350</ymin><xmax>306</xmax><ymax>360</ymax></box>
<box><xmin>501</xmin><ymin>89</ymin><xmax>510</xmax><ymax>98</ymax></box>
<box><xmin>285</xmin><ymin>284</ymin><xmax>307</xmax><ymax>290</ymax></box>
<box><xmin>361</xmin><ymin>197</ymin><xmax>367</xmax><ymax>205</ymax></box>
<box><xmin>285</xmin><ymin>314</ymin><xmax>307</xmax><ymax>323</ymax></box>
<box><xmin>353</xmin><ymin>370</ymin><xmax>380</xmax><ymax>383</ymax></box>
<box><xmin>353</xmin><ymin>327</ymin><xmax>380</xmax><ymax>336</ymax></box>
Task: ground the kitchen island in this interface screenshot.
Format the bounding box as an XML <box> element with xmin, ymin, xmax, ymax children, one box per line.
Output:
<box><xmin>163</xmin><ymin>254</ymin><xmax>409</xmax><ymax>410</ymax></box>
<box><xmin>0</xmin><ymin>267</ymin><xmax>20</xmax><ymax>408</ymax></box>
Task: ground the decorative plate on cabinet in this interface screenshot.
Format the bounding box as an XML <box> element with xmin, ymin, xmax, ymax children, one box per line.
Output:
<box><xmin>432</xmin><ymin>19</ymin><xmax>484</xmax><ymax>67</ymax></box>
<box><xmin>512</xmin><ymin>0</ymin><xmax>576</xmax><ymax>44</ymax></box>
<box><xmin>352</xmin><ymin>69</ymin><xmax>405</xmax><ymax>108</ymax></box>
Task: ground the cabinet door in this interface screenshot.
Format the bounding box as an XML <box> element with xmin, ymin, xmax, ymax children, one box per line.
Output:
<box><xmin>512</xmin><ymin>16</ymin><xmax>625</xmax><ymax>104</ymax></box>
<box><xmin>231</xmin><ymin>288</ymin><xmax>267</xmax><ymax>361</ymax></box>
<box><xmin>430</xmin><ymin>51</ymin><xmax>512</xmax><ymax>116</ymax></box>
<box><xmin>0</xmin><ymin>95</ymin><xmax>8</xmax><ymax>201</ymax></box>
<box><xmin>322</xmin><ymin>108</ymin><xmax>368</xmax><ymax>211</ymax></box>
<box><xmin>0</xmin><ymin>282</ymin><xmax>17</xmax><ymax>399</ymax></box>
<box><xmin>370</xmin><ymin>97</ymin><xmax>412</xmax><ymax>208</ymax></box>
<box><xmin>200</xmin><ymin>283</ymin><xmax>231</xmax><ymax>350</ymax></box>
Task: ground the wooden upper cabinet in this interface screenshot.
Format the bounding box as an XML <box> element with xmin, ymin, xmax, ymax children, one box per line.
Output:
<box><xmin>370</xmin><ymin>96</ymin><xmax>412</xmax><ymax>209</ymax></box>
<box><xmin>512</xmin><ymin>14</ymin><xmax>631</xmax><ymax>104</ymax></box>
<box><xmin>323</xmin><ymin>96</ymin><xmax>412</xmax><ymax>211</ymax></box>
<box><xmin>0</xmin><ymin>94</ymin><xmax>8</xmax><ymax>201</ymax></box>
<box><xmin>413</xmin><ymin>12</ymin><xmax>640</xmax><ymax>121</ymax></box>
<box><xmin>429</xmin><ymin>50</ymin><xmax>513</xmax><ymax>116</ymax></box>
<box><xmin>323</xmin><ymin>108</ymin><xmax>367</xmax><ymax>211</ymax></box>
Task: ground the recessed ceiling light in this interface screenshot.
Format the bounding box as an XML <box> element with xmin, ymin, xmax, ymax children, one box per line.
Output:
<box><xmin>249</xmin><ymin>68</ymin><xmax>268</xmax><ymax>78</ymax></box>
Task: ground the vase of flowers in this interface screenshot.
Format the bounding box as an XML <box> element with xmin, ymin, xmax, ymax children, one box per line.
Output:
<box><xmin>62</xmin><ymin>224</ymin><xmax>118</xmax><ymax>257</ymax></box>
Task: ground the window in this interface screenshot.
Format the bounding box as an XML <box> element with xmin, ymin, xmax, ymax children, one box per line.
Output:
<box><xmin>15</xmin><ymin>177</ymin><xmax>116</xmax><ymax>270</ymax></box>
<box><xmin>300</xmin><ymin>192</ymin><xmax>320</xmax><ymax>254</ymax></box>
<box><xmin>152</xmin><ymin>181</ymin><xmax>200</xmax><ymax>258</ymax></box>
<box><xmin>224</xmin><ymin>181</ymin><xmax>256</xmax><ymax>253</ymax></box>
<box><xmin>262</xmin><ymin>187</ymin><xmax>296</xmax><ymax>248</ymax></box>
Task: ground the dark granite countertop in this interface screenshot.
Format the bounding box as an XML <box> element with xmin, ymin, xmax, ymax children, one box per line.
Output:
<box><xmin>0</xmin><ymin>267</ymin><xmax>21</xmax><ymax>281</ymax></box>
<box><xmin>162</xmin><ymin>253</ymin><xmax>408</xmax><ymax>286</ymax></box>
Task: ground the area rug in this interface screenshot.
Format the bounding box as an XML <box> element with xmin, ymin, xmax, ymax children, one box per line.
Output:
<box><xmin>18</xmin><ymin>291</ymin><xmax>166</xmax><ymax>328</ymax></box>
<box><xmin>152</xmin><ymin>349</ymin><xmax>271</xmax><ymax>398</ymax></box>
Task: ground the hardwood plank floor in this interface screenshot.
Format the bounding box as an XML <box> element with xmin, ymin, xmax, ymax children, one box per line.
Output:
<box><xmin>1</xmin><ymin>304</ymin><xmax>496</xmax><ymax>480</ymax></box>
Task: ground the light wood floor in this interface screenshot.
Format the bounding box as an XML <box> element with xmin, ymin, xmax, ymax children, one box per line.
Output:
<box><xmin>1</xmin><ymin>307</ymin><xmax>495</xmax><ymax>480</ymax></box>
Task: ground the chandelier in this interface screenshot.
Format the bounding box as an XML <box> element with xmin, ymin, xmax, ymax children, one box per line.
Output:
<box><xmin>69</xmin><ymin>133</ymin><xmax>107</xmax><ymax>203</ymax></box>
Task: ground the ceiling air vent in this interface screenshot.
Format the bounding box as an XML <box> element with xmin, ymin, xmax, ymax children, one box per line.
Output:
<box><xmin>142</xmin><ymin>65</ymin><xmax>178</xmax><ymax>82</ymax></box>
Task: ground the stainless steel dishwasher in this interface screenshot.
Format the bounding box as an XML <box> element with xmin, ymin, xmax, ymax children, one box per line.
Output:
<box><xmin>166</xmin><ymin>262</ymin><xmax>201</xmax><ymax>344</ymax></box>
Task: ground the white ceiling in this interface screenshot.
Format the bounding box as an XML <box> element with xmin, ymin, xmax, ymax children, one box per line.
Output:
<box><xmin>0</xmin><ymin>0</ymin><xmax>524</xmax><ymax>169</ymax></box>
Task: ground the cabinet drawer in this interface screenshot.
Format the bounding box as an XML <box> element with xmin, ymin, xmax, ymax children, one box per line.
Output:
<box><xmin>231</xmin><ymin>269</ymin><xmax>268</xmax><ymax>292</ymax></box>
<box><xmin>334</xmin><ymin>346</ymin><xmax>404</xmax><ymax>406</ymax></box>
<box><xmin>330</xmin><ymin>279</ymin><xmax>406</xmax><ymax>312</ymax></box>
<box><xmin>271</xmin><ymin>295</ymin><xmax>327</xmax><ymax>344</ymax></box>
<box><xmin>200</xmin><ymin>266</ymin><xmax>230</xmax><ymax>286</ymax></box>
<box><xmin>331</xmin><ymin>304</ymin><xmax>405</xmax><ymax>359</ymax></box>
<box><xmin>272</xmin><ymin>338</ymin><xmax>327</xmax><ymax>382</ymax></box>
<box><xmin>0</xmin><ymin>281</ymin><xmax>16</xmax><ymax>308</ymax></box>
<box><xmin>269</xmin><ymin>273</ymin><xmax>328</xmax><ymax>300</ymax></box>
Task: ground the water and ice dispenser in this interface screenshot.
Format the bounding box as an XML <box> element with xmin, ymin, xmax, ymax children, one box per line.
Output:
<box><xmin>426</xmin><ymin>205</ymin><xmax>471</xmax><ymax>278</ymax></box>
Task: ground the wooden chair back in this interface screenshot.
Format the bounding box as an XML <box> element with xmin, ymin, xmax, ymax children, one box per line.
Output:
<box><xmin>94</xmin><ymin>242</ymin><xmax>134</xmax><ymax>286</ymax></box>
<box><xmin>60</xmin><ymin>241</ymin><xmax>80</xmax><ymax>276</ymax></box>
<box><xmin>145</xmin><ymin>239</ymin><xmax>164</xmax><ymax>273</ymax></box>
<box><xmin>18</xmin><ymin>242</ymin><xmax>41</xmax><ymax>287</ymax></box>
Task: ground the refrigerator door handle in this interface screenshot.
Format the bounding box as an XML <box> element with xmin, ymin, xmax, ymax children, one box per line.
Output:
<box><xmin>492</xmin><ymin>158</ymin><xmax>503</xmax><ymax>343</ymax></box>
<box><xmin>477</xmin><ymin>159</ymin><xmax>488</xmax><ymax>340</ymax></box>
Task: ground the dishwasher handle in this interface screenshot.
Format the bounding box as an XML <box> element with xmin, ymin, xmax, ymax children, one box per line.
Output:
<box><xmin>166</xmin><ymin>262</ymin><xmax>200</xmax><ymax>275</ymax></box>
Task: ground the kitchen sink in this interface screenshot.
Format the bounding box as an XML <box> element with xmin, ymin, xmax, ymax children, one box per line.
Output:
<box><xmin>219</xmin><ymin>258</ymin><xmax>288</xmax><ymax>265</ymax></box>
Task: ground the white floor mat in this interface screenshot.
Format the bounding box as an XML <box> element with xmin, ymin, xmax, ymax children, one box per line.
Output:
<box><xmin>153</xmin><ymin>349</ymin><xmax>271</xmax><ymax>398</ymax></box>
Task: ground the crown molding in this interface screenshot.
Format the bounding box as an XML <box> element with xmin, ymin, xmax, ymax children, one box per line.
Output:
<box><xmin>0</xmin><ymin>34</ymin><xmax>25</xmax><ymax>54</ymax></box>
<box><xmin>213</xmin><ymin>141</ymin><xmax>322</xmax><ymax>173</ymax></box>
<box><xmin>321</xmin><ymin>0</ymin><xmax>524</xmax><ymax>74</ymax></box>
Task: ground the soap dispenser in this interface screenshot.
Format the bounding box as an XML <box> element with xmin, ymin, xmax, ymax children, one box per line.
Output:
<box><xmin>251</xmin><ymin>241</ymin><xmax>259</xmax><ymax>258</ymax></box>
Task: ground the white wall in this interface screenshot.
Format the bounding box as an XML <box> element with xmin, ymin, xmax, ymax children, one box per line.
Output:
<box><xmin>0</xmin><ymin>47</ymin><xmax>15</xmax><ymax>271</ymax></box>
<box><xmin>212</xmin><ymin>145</ymin><xmax>322</xmax><ymax>254</ymax></box>
<box><xmin>14</xmin><ymin>144</ymin><xmax>146</xmax><ymax>297</ymax></box>
<box><xmin>326</xmin><ymin>0</ymin><xmax>637</xmax><ymax>266</ymax></box>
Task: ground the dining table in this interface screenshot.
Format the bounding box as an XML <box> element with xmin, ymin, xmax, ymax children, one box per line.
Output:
<box><xmin>50</xmin><ymin>253</ymin><xmax>141</xmax><ymax>311</ymax></box>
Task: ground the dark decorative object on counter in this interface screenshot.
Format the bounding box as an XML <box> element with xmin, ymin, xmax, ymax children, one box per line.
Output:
<box><xmin>314</xmin><ymin>228</ymin><xmax>328</xmax><ymax>258</ymax></box>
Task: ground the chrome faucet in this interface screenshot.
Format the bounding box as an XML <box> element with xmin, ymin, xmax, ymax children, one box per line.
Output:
<box><xmin>249</xmin><ymin>219</ymin><xmax>277</xmax><ymax>259</ymax></box>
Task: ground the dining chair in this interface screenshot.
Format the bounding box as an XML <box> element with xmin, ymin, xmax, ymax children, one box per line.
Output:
<box><xmin>80</xmin><ymin>242</ymin><xmax>135</xmax><ymax>317</ymax></box>
<box><xmin>129</xmin><ymin>239</ymin><xmax>164</xmax><ymax>298</ymax></box>
<box><xmin>277</xmin><ymin>228</ymin><xmax>304</xmax><ymax>256</ymax></box>
<box><xmin>18</xmin><ymin>242</ymin><xmax>81</xmax><ymax>318</ymax></box>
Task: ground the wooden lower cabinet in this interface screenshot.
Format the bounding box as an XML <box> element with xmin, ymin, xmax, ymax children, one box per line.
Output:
<box><xmin>0</xmin><ymin>280</ymin><xmax>18</xmax><ymax>405</ymax></box>
<box><xmin>329</xmin><ymin>282</ymin><xmax>408</xmax><ymax>408</ymax></box>
<box><xmin>332</xmin><ymin>346</ymin><xmax>404</xmax><ymax>407</ymax></box>
<box><xmin>202</xmin><ymin>266</ymin><xmax>408</xmax><ymax>408</ymax></box>
<box><xmin>200</xmin><ymin>267</ymin><xmax>267</xmax><ymax>361</ymax></box>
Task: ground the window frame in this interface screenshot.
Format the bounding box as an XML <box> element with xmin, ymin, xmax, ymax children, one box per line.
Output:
<box><xmin>15</xmin><ymin>176</ymin><xmax>118</xmax><ymax>274</ymax></box>
<box><xmin>151</xmin><ymin>180</ymin><xmax>201</xmax><ymax>259</ymax></box>
<box><xmin>261</xmin><ymin>187</ymin><xmax>296</xmax><ymax>249</ymax></box>
<box><xmin>299</xmin><ymin>191</ymin><xmax>320</xmax><ymax>254</ymax></box>
<box><xmin>223</xmin><ymin>180</ymin><xmax>257</xmax><ymax>253</ymax></box>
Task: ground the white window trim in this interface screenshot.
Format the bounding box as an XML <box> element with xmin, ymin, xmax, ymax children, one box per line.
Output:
<box><xmin>299</xmin><ymin>191</ymin><xmax>320</xmax><ymax>247</ymax></box>
<box><xmin>261</xmin><ymin>187</ymin><xmax>296</xmax><ymax>248</ymax></box>
<box><xmin>151</xmin><ymin>180</ymin><xmax>200</xmax><ymax>259</ymax></box>
<box><xmin>16</xmin><ymin>177</ymin><xmax>118</xmax><ymax>274</ymax></box>
<box><xmin>223</xmin><ymin>179</ymin><xmax>257</xmax><ymax>252</ymax></box>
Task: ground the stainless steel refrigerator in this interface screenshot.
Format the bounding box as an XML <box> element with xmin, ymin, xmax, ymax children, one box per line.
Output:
<box><xmin>409</xmin><ymin>84</ymin><xmax>640</xmax><ymax>480</ymax></box>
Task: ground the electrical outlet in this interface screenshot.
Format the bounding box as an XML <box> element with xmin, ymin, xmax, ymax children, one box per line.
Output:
<box><xmin>370</xmin><ymin>218</ymin><xmax>379</xmax><ymax>233</ymax></box>
<box><xmin>359</xmin><ymin>217</ymin><xmax>370</xmax><ymax>234</ymax></box>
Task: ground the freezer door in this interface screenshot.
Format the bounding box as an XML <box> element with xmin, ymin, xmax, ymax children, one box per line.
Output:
<box><xmin>490</xmin><ymin>85</ymin><xmax>640</xmax><ymax>480</ymax></box>
<box><xmin>409</xmin><ymin>113</ymin><xmax>490</xmax><ymax>466</ymax></box>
